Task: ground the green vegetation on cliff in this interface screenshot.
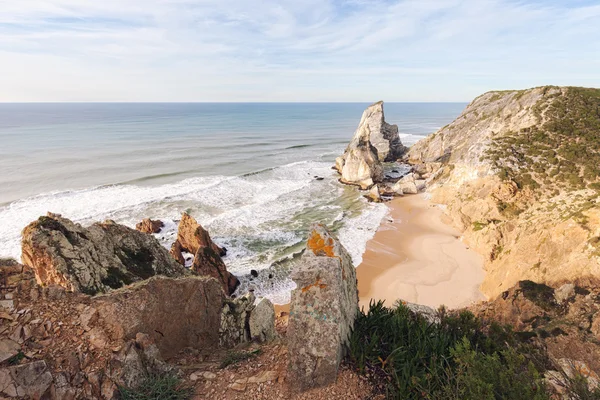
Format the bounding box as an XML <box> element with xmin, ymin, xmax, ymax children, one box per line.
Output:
<box><xmin>485</xmin><ymin>87</ymin><xmax>600</xmax><ymax>193</ymax></box>
<box><xmin>349</xmin><ymin>301</ymin><xmax>599</xmax><ymax>400</ymax></box>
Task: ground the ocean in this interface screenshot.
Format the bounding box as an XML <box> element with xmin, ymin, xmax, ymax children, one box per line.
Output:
<box><xmin>0</xmin><ymin>102</ymin><xmax>465</xmax><ymax>303</ymax></box>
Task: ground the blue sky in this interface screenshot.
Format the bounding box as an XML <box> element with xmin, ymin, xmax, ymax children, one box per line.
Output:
<box><xmin>0</xmin><ymin>0</ymin><xmax>598</xmax><ymax>102</ymax></box>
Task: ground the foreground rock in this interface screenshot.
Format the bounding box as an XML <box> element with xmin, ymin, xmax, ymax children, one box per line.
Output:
<box><xmin>220</xmin><ymin>293</ymin><xmax>276</xmax><ymax>348</ymax></box>
<box><xmin>135</xmin><ymin>218</ymin><xmax>164</xmax><ymax>234</ymax></box>
<box><xmin>21</xmin><ymin>213</ymin><xmax>187</xmax><ymax>295</ymax></box>
<box><xmin>287</xmin><ymin>224</ymin><xmax>358</xmax><ymax>392</ymax></box>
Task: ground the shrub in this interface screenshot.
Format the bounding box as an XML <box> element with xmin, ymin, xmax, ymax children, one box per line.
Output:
<box><xmin>118</xmin><ymin>372</ymin><xmax>194</xmax><ymax>400</ymax></box>
<box><xmin>348</xmin><ymin>301</ymin><xmax>549</xmax><ymax>399</ymax></box>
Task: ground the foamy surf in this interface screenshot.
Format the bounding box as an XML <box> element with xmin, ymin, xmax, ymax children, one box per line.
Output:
<box><xmin>0</xmin><ymin>159</ymin><xmax>388</xmax><ymax>305</ymax></box>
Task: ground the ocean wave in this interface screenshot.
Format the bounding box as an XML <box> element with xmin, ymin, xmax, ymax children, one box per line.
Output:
<box><xmin>0</xmin><ymin>158</ymin><xmax>387</xmax><ymax>305</ymax></box>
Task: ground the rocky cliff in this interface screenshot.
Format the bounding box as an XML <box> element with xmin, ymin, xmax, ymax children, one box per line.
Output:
<box><xmin>407</xmin><ymin>86</ymin><xmax>600</xmax><ymax>298</ymax></box>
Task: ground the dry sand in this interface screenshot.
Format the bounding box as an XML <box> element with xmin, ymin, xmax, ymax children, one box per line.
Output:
<box><xmin>357</xmin><ymin>193</ymin><xmax>486</xmax><ymax>310</ymax></box>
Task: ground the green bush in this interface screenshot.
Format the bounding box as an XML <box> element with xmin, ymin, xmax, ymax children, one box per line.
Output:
<box><xmin>348</xmin><ymin>301</ymin><xmax>550</xmax><ymax>400</ymax></box>
<box><xmin>118</xmin><ymin>372</ymin><xmax>194</xmax><ymax>400</ymax></box>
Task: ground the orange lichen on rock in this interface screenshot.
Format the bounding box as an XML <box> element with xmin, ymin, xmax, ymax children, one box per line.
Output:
<box><xmin>301</xmin><ymin>278</ymin><xmax>327</xmax><ymax>293</ymax></box>
<box><xmin>307</xmin><ymin>230</ymin><xmax>336</xmax><ymax>257</ymax></box>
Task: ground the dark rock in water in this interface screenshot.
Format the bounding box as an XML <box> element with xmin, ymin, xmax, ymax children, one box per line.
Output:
<box><xmin>21</xmin><ymin>213</ymin><xmax>187</xmax><ymax>295</ymax></box>
<box><xmin>250</xmin><ymin>269</ymin><xmax>259</xmax><ymax>278</ymax></box>
<box><xmin>268</xmin><ymin>273</ymin><xmax>274</xmax><ymax>279</ymax></box>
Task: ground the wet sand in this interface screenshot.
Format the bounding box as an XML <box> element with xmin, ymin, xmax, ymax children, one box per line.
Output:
<box><xmin>357</xmin><ymin>193</ymin><xmax>486</xmax><ymax>310</ymax></box>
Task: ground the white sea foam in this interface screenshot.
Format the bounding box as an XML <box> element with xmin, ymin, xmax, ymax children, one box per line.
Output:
<box><xmin>338</xmin><ymin>201</ymin><xmax>389</xmax><ymax>267</ymax></box>
<box><xmin>0</xmin><ymin>159</ymin><xmax>388</xmax><ymax>305</ymax></box>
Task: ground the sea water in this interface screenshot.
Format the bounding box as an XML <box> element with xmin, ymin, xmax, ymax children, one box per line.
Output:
<box><xmin>0</xmin><ymin>102</ymin><xmax>465</xmax><ymax>303</ymax></box>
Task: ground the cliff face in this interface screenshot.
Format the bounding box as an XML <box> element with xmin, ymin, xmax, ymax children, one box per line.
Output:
<box><xmin>408</xmin><ymin>86</ymin><xmax>600</xmax><ymax>298</ymax></box>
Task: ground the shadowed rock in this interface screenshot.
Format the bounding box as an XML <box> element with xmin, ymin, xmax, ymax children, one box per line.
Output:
<box><xmin>192</xmin><ymin>246</ymin><xmax>239</xmax><ymax>296</ymax></box>
<box><xmin>287</xmin><ymin>224</ymin><xmax>358</xmax><ymax>392</ymax></box>
<box><xmin>21</xmin><ymin>213</ymin><xmax>187</xmax><ymax>295</ymax></box>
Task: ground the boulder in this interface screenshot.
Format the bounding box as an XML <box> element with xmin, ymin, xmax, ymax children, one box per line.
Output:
<box><xmin>287</xmin><ymin>224</ymin><xmax>358</xmax><ymax>392</ymax></box>
<box><xmin>249</xmin><ymin>298</ymin><xmax>277</xmax><ymax>343</ymax></box>
<box><xmin>365</xmin><ymin>185</ymin><xmax>382</xmax><ymax>203</ymax></box>
<box><xmin>219</xmin><ymin>293</ymin><xmax>255</xmax><ymax>348</ymax></box>
<box><xmin>0</xmin><ymin>361</ymin><xmax>53</xmax><ymax>399</ymax></box>
<box><xmin>192</xmin><ymin>247</ymin><xmax>239</xmax><ymax>296</ymax></box>
<box><xmin>220</xmin><ymin>294</ymin><xmax>277</xmax><ymax>348</ymax></box>
<box><xmin>135</xmin><ymin>218</ymin><xmax>164</xmax><ymax>234</ymax></box>
<box><xmin>554</xmin><ymin>283</ymin><xmax>576</xmax><ymax>303</ymax></box>
<box><xmin>170</xmin><ymin>213</ymin><xmax>226</xmax><ymax>262</ymax></box>
<box><xmin>84</xmin><ymin>276</ymin><xmax>225</xmax><ymax>359</ymax></box>
<box><xmin>21</xmin><ymin>213</ymin><xmax>187</xmax><ymax>295</ymax></box>
<box><xmin>393</xmin><ymin>173</ymin><xmax>419</xmax><ymax>194</ymax></box>
<box><xmin>0</xmin><ymin>338</ymin><xmax>20</xmax><ymax>363</ymax></box>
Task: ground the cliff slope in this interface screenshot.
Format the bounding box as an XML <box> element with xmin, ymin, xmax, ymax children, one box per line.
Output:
<box><xmin>408</xmin><ymin>86</ymin><xmax>600</xmax><ymax>298</ymax></box>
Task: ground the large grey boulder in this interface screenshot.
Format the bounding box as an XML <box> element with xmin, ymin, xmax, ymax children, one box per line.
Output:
<box><xmin>21</xmin><ymin>213</ymin><xmax>187</xmax><ymax>295</ymax></box>
<box><xmin>287</xmin><ymin>224</ymin><xmax>358</xmax><ymax>392</ymax></box>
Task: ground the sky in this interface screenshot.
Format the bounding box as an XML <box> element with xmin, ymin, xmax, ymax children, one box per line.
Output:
<box><xmin>0</xmin><ymin>0</ymin><xmax>599</xmax><ymax>102</ymax></box>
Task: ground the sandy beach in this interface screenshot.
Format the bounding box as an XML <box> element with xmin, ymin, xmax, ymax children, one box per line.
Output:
<box><xmin>357</xmin><ymin>193</ymin><xmax>486</xmax><ymax>310</ymax></box>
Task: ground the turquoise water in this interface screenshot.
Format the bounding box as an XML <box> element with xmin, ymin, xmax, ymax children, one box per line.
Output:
<box><xmin>0</xmin><ymin>102</ymin><xmax>465</xmax><ymax>303</ymax></box>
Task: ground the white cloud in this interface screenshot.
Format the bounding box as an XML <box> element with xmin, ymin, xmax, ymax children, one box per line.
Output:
<box><xmin>0</xmin><ymin>0</ymin><xmax>598</xmax><ymax>101</ymax></box>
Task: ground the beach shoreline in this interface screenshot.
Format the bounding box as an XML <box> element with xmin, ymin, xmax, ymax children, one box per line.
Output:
<box><xmin>276</xmin><ymin>192</ymin><xmax>486</xmax><ymax>314</ymax></box>
<box><xmin>356</xmin><ymin>193</ymin><xmax>486</xmax><ymax>310</ymax></box>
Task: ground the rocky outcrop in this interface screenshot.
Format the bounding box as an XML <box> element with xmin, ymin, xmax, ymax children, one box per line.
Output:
<box><xmin>21</xmin><ymin>213</ymin><xmax>187</xmax><ymax>295</ymax></box>
<box><xmin>335</xmin><ymin>129</ymin><xmax>383</xmax><ymax>189</ymax></box>
<box><xmin>135</xmin><ymin>218</ymin><xmax>164</xmax><ymax>234</ymax></box>
<box><xmin>192</xmin><ymin>246</ymin><xmax>239</xmax><ymax>296</ymax></box>
<box><xmin>0</xmin><ymin>256</ymin><xmax>233</xmax><ymax>399</ymax></box>
<box><xmin>82</xmin><ymin>276</ymin><xmax>225</xmax><ymax>359</ymax></box>
<box><xmin>287</xmin><ymin>224</ymin><xmax>358</xmax><ymax>392</ymax></box>
<box><xmin>355</xmin><ymin>101</ymin><xmax>406</xmax><ymax>162</ymax></box>
<box><xmin>169</xmin><ymin>212</ymin><xmax>238</xmax><ymax>295</ymax></box>
<box><xmin>471</xmin><ymin>279</ymin><xmax>600</xmax><ymax>382</ymax></box>
<box><xmin>406</xmin><ymin>87</ymin><xmax>600</xmax><ymax>298</ymax></box>
<box><xmin>219</xmin><ymin>293</ymin><xmax>276</xmax><ymax>348</ymax></box>
<box><xmin>170</xmin><ymin>212</ymin><xmax>226</xmax><ymax>261</ymax></box>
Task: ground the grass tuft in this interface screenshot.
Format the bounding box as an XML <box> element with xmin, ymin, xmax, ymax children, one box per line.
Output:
<box><xmin>118</xmin><ymin>372</ymin><xmax>194</xmax><ymax>400</ymax></box>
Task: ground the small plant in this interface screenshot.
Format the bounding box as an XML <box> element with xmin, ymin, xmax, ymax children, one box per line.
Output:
<box><xmin>472</xmin><ymin>221</ymin><xmax>488</xmax><ymax>231</ymax></box>
<box><xmin>118</xmin><ymin>372</ymin><xmax>194</xmax><ymax>400</ymax></box>
<box><xmin>219</xmin><ymin>349</ymin><xmax>261</xmax><ymax>369</ymax></box>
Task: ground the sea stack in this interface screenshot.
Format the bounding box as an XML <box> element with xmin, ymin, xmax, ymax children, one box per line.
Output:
<box><xmin>335</xmin><ymin>101</ymin><xmax>406</xmax><ymax>189</ymax></box>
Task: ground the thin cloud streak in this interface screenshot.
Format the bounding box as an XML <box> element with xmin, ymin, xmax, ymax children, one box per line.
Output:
<box><xmin>0</xmin><ymin>0</ymin><xmax>598</xmax><ymax>101</ymax></box>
